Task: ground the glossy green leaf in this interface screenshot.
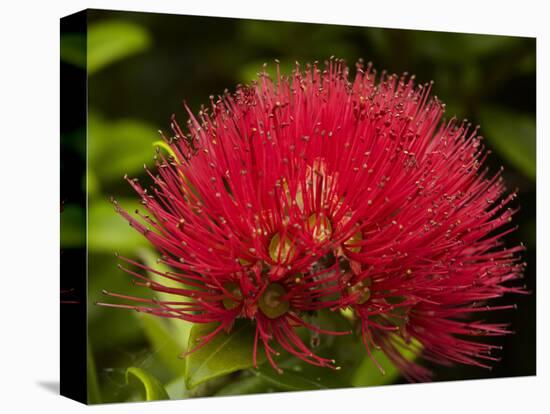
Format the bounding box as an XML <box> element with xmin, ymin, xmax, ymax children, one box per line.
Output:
<box><xmin>165</xmin><ymin>376</ymin><xmax>189</xmax><ymax>400</ymax></box>
<box><xmin>137</xmin><ymin>313</ymin><xmax>187</xmax><ymax>376</ymax></box>
<box><xmin>88</xmin><ymin>20</ymin><xmax>151</xmax><ymax>74</ymax></box>
<box><xmin>185</xmin><ymin>321</ymin><xmax>265</xmax><ymax>389</ymax></box>
<box><xmin>215</xmin><ymin>375</ymin><xmax>274</xmax><ymax>396</ymax></box>
<box><xmin>251</xmin><ymin>311</ymin><xmax>360</xmax><ymax>390</ymax></box>
<box><xmin>351</xmin><ymin>337</ymin><xmax>421</xmax><ymax>387</ymax></box>
<box><xmin>125</xmin><ymin>367</ymin><xmax>169</xmax><ymax>401</ymax></box>
<box><xmin>88</xmin><ymin>198</ymin><xmax>148</xmax><ymax>253</ymax></box>
<box><xmin>255</xmin><ymin>366</ymin><xmax>330</xmax><ymax>391</ymax></box>
<box><xmin>479</xmin><ymin>106</ymin><xmax>536</xmax><ymax>180</ymax></box>
<box><xmin>250</xmin><ymin>311</ymin><xmax>420</xmax><ymax>391</ymax></box>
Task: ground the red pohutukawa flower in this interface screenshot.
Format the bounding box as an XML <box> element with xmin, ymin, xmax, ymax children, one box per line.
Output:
<box><xmin>99</xmin><ymin>59</ymin><xmax>526</xmax><ymax>380</ymax></box>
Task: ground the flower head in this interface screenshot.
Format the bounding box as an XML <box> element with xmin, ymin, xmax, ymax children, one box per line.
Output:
<box><xmin>100</xmin><ymin>58</ymin><xmax>525</xmax><ymax>378</ymax></box>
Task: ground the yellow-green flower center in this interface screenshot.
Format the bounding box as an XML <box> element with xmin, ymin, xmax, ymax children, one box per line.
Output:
<box><xmin>268</xmin><ymin>232</ymin><xmax>296</xmax><ymax>263</ymax></box>
<box><xmin>222</xmin><ymin>282</ymin><xmax>242</xmax><ymax>310</ymax></box>
<box><xmin>259</xmin><ymin>283</ymin><xmax>289</xmax><ymax>319</ymax></box>
<box><xmin>347</xmin><ymin>278</ymin><xmax>372</xmax><ymax>304</ymax></box>
<box><xmin>308</xmin><ymin>213</ymin><xmax>332</xmax><ymax>242</ymax></box>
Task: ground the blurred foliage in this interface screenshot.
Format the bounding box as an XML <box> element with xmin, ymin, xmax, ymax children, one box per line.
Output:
<box><xmin>87</xmin><ymin>342</ymin><xmax>101</xmax><ymax>404</ymax></box>
<box><xmin>88</xmin><ymin>20</ymin><xmax>151</xmax><ymax>74</ymax></box>
<box><xmin>137</xmin><ymin>313</ymin><xmax>187</xmax><ymax>377</ymax></box>
<box><xmin>88</xmin><ymin>112</ymin><xmax>158</xmax><ymax>185</ymax></box>
<box><xmin>60</xmin><ymin>9</ymin><xmax>536</xmax><ymax>404</ymax></box>
<box><xmin>87</xmin><ymin>198</ymin><xmax>147</xmax><ymax>254</ymax></box>
<box><xmin>479</xmin><ymin>106</ymin><xmax>536</xmax><ymax>180</ymax></box>
<box><xmin>185</xmin><ymin>321</ymin><xmax>265</xmax><ymax>390</ymax></box>
<box><xmin>125</xmin><ymin>367</ymin><xmax>169</xmax><ymax>401</ymax></box>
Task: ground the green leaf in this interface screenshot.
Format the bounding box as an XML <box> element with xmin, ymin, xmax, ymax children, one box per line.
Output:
<box><xmin>125</xmin><ymin>367</ymin><xmax>169</xmax><ymax>401</ymax></box>
<box><xmin>61</xmin><ymin>33</ymin><xmax>86</xmax><ymax>68</ymax></box>
<box><xmin>251</xmin><ymin>311</ymin><xmax>361</xmax><ymax>390</ymax></box>
<box><xmin>255</xmin><ymin>366</ymin><xmax>330</xmax><ymax>391</ymax></box>
<box><xmin>215</xmin><ymin>375</ymin><xmax>274</xmax><ymax>396</ymax></box>
<box><xmin>185</xmin><ymin>321</ymin><xmax>265</xmax><ymax>389</ymax></box>
<box><xmin>88</xmin><ymin>198</ymin><xmax>148</xmax><ymax>253</ymax></box>
<box><xmin>137</xmin><ymin>313</ymin><xmax>187</xmax><ymax>376</ymax></box>
<box><xmin>153</xmin><ymin>140</ymin><xmax>177</xmax><ymax>159</ymax></box>
<box><xmin>88</xmin><ymin>20</ymin><xmax>151</xmax><ymax>74</ymax></box>
<box><xmin>351</xmin><ymin>337</ymin><xmax>421</xmax><ymax>387</ymax></box>
<box><xmin>87</xmin><ymin>342</ymin><xmax>101</xmax><ymax>404</ymax></box>
<box><xmin>249</xmin><ymin>311</ymin><xmax>420</xmax><ymax>391</ymax></box>
<box><xmin>479</xmin><ymin>106</ymin><xmax>536</xmax><ymax>180</ymax></box>
<box><xmin>164</xmin><ymin>376</ymin><xmax>189</xmax><ymax>400</ymax></box>
<box><xmin>88</xmin><ymin>113</ymin><xmax>159</xmax><ymax>184</ymax></box>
